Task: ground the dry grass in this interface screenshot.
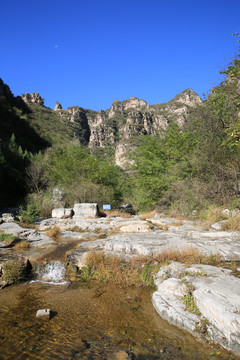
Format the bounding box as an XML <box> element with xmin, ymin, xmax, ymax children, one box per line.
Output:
<box><xmin>79</xmin><ymin>247</ymin><xmax>223</xmax><ymax>287</ymax></box>
<box><xmin>82</xmin><ymin>251</ymin><xmax>148</xmax><ymax>286</ymax></box>
<box><xmin>152</xmin><ymin>247</ymin><xmax>222</xmax><ymax>265</ymax></box>
<box><xmin>222</xmin><ymin>215</ymin><xmax>240</xmax><ymax>231</ymax></box>
<box><xmin>171</xmin><ymin>221</ymin><xmax>184</xmax><ymax>227</ymax></box>
<box><xmin>167</xmin><ymin>209</ymin><xmax>190</xmax><ymax>220</ymax></box>
<box><xmin>140</xmin><ymin>210</ymin><xmax>156</xmax><ymax>220</ymax></box>
<box><xmin>104</xmin><ymin>210</ymin><xmax>132</xmax><ymax>218</ymax></box>
<box><xmin>69</xmin><ymin>226</ymin><xmax>89</xmax><ymax>233</ymax></box>
<box><xmin>155</xmin><ymin>224</ymin><xmax>169</xmax><ymax>231</ymax></box>
<box><xmin>14</xmin><ymin>241</ymin><xmax>30</xmax><ymax>251</ymax></box>
<box><xmin>46</xmin><ymin>226</ymin><xmax>62</xmax><ymax>241</ymax></box>
<box><xmin>198</xmin><ymin>205</ymin><xmax>227</xmax><ymax>230</ymax></box>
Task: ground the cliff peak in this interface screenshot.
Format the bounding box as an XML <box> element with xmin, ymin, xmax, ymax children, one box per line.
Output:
<box><xmin>170</xmin><ymin>89</ymin><xmax>202</xmax><ymax>107</ymax></box>
<box><xmin>22</xmin><ymin>93</ymin><xmax>45</xmax><ymax>106</ymax></box>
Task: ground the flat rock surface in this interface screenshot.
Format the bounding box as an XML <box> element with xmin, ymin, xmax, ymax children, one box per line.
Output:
<box><xmin>153</xmin><ymin>262</ymin><xmax>240</xmax><ymax>355</ymax></box>
<box><xmin>0</xmin><ymin>222</ymin><xmax>54</xmax><ymax>248</ymax></box>
<box><xmin>69</xmin><ymin>229</ymin><xmax>240</xmax><ymax>262</ymax></box>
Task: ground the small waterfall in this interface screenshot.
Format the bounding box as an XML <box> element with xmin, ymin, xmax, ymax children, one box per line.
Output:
<box><xmin>32</xmin><ymin>260</ymin><xmax>69</xmax><ymax>285</ymax></box>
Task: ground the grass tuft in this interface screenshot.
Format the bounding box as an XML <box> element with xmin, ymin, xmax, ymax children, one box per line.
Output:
<box><xmin>46</xmin><ymin>226</ymin><xmax>62</xmax><ymax>241</ymax></box>
<box><xmin>222</xmin><ymin>215</ymin><xmax>240</xmax><ymax>231</ymax></box>
<box><xmin>14</xmin><ymin>241</ymin><xmax>30</xmax><ymax>251</ymax></box>
<box><xmin>140</xmin><ymin>210</ymin><xmax>156</xmax><ymax>220</ymax></box>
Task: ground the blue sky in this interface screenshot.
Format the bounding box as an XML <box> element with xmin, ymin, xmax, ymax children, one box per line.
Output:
<box><xmin>1</xmin><ymin>0</ymin><xmax>240</xmax><ymax>110</ymax></box>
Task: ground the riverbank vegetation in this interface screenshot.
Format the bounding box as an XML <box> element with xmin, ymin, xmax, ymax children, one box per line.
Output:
<box><xmin>77</xmin><ymin>247</ymin><xmax>224</xmax><ymax>287</ymax></box>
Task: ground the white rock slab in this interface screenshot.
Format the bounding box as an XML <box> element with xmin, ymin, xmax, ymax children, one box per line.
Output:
<box><xmin>73</xmin><ymin>203</ymin><xmax>99</xmax><ymax>219</ymax></box>
<box><xmin>52</xmin><ymin>208</ymin><xmax>73</xmax><ymax>219</ymax></box>
<box><xmin>153</xmin><ymin>262</ymin><xmax>240</xmax><ymax>355</ymax></box>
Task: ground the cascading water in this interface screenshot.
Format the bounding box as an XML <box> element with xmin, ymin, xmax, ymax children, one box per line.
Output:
<box><xmin>32</xmin><ymin>260</ymin><xmax>69</xmax><ymax>285</ymax></box>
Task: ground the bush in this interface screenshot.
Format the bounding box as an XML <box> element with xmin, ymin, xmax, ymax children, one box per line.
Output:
<box><xmin>2</xmin><ymin>261</ymin><xmax>28</xmax><ymax>284</ymax></box>
<box><xmin>19</xmin><ymin>202</ymin><xmax>39</xmax><ymax>223</ymax></box>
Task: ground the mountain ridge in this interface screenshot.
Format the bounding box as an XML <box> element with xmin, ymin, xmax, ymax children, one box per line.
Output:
<box><xmin>0</xmin><ymin>78</ymin><xmax>202</xmax><ymax>162</ymax></box>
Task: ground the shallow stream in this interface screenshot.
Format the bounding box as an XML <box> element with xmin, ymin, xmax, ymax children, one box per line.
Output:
<box><xmin>0</xmin><ymin>279</ymin><xmax>237</xmax><ymax>360</ymax></box>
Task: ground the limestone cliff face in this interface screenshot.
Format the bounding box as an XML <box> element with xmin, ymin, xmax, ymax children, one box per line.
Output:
<box><xmin>52</xmin><ymin>89</ymin><xmax>202</xmax><ymax>167</ymax></box>
<box><xmin>0</xmin><ymin>78</ymin><xmax>203</xmax><ymax>169</ymax></box>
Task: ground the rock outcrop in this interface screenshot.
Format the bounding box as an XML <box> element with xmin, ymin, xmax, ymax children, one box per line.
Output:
<box><xmin>22</xmin><ymin>93</ymin><xmax>44</xmax><ymax>106</ymax></box>
<box><xmin>52</xmin><ymin>90</ymin><xmax>202</xmax><ymax>164</ymax></box>
<box><xmin>2</xmin><ymin>77</ymin><xmax>203</xmax><ymax>168</ymax></box>
<box><xmin>153</xmin><ymin>262</ymin><xmax>240</xmax><ymax>355</ymax></box>
<box><xmin>54</xmin><ymin>101</ymin><xmax>62</xmax><ymax>110</ymax></box>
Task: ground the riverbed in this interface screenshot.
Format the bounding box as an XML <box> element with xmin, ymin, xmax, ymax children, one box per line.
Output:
<box><xmin>0</xmin><ymin>280</ymin><xmax>237</xmax><ymax>360</ymax></box>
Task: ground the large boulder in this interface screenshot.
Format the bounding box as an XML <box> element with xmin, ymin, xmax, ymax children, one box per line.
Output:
<box><xmin>52</xmin><ymin>208</ymin><xmax>73</xmax><ymax>219</ymax></box>
<box><xmin>73</xmin><ymin>203</ymin><xmax>99</xmax><ymax>219</ymax></box>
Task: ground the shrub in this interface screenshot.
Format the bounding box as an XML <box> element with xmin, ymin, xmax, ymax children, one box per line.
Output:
<box><xmin>19</xmin><ymin>202</ymin><xmax>39</xmax><ymax>224</ymax></box>
<box><xmin>2</xmin><ymin>261</ymin><xmax>28</xmax><ymax>284</ymax></box>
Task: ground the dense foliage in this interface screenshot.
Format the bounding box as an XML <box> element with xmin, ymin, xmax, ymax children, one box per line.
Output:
<box><xmin>24</xmin><ymin>142</ymin><xmax>125</xmax><ymax>217</ymax></box>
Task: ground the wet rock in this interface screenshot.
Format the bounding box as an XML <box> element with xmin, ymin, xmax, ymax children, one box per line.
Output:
<box><xmin>111</xmin><ymin>350</ymin><xmax>130</xmax><ymax>360</ymax></box>
<box><xmin>36</xmin><ymin>309</ymin><xmax>51</xmax><ymax>320</ymax></box>
<box><xmin>153</xmin><ymin>262</ymin><xmax>240</xmax><ymax>356</ymax></box>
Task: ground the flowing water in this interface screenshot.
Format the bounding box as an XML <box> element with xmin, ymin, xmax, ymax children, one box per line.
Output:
<box><xmin>0</xmin><ymin>274</ymin><xmax>237</xmax><ymax>360</ymax></box>
<box><xmin>31</xmin><ymin>261</ymin><xmax>69</xmax><ymax>285</ymax></box>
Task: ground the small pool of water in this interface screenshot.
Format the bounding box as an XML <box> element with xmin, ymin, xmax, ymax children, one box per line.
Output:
<box><xmin>0</xmin><ymin>281</ymin><xmax>237</xmax><ymax>360</ymax></box>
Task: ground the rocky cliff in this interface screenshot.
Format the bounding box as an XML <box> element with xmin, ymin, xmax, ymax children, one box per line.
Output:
<box><xmin>1</xmin><ymin>78</ymin><xmax>202</xmax><ymax>167</ymax></box>
<box><xmin>53</xmin><ymin>88</ymin><xmax>202</xmax><ymax>167</ymax></box>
